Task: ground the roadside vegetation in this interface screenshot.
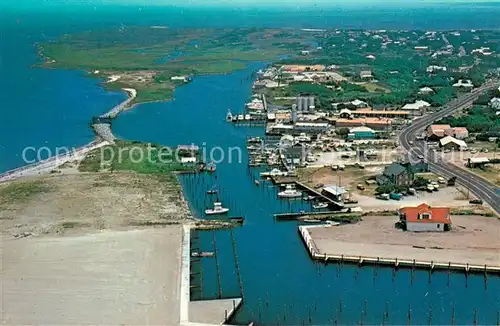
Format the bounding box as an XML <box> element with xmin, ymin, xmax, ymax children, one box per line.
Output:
<box><xmin>0</xmin><ymin>179</ymin><xmax>51</xmax><ymax>207</ymax></box>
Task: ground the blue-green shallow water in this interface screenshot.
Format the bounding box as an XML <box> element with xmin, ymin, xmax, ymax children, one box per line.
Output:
<box><xmin>113</xmin><ymin>64</ymin><xmax>500</xmax><ymax>325</ymax></box>
<box><xmin>0</xmin><ymin>24</ymin><xmax>127</xmax><ymax>172</ymax></box>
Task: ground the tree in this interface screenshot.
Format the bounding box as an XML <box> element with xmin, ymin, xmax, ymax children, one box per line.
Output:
<box><xmin>336</xmin><ymin>127</ymin><xmax>350</xmax><ymax>137</ymax></box>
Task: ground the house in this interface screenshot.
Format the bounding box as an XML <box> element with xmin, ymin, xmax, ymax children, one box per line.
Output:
<box><xmin>452</xmin><ymin>127</ymin><xmax>469</xmax><ymax>139</ymax></box>
<box><xmin>467</xmin><ymin>157</ymin><xmax>490</xmax><ymax>168</ymax></box>
<box><xmin>170</xmin><ymin>76</ymin><xmax>189</xmax><ymax>82</ymax></box>
<box><xmin>180</xmin><ymin>157</ymin><xmax>197</xmax><ymax>164</ymax></box>
<box><xmin>348</xmin><ymin>126</ymin><xmax>376</xmax><ymax>140</ymax></box>
<box><xmin>419</xmin><ymin>86</ymin><xmax>434</xmax><ymax>95</ymax></box>
<box><xmin>427</xmin><ymin>125</ymin><xmax>469</xmax><ymax>140</ymax></box>
<box><xmin>350</xmin><ymin>99</ymin><xmax>369</xmax><ymax>109</ymax></box>
<box><xmin>440</xmin><ymin>136</ymin><xmax>467</xmax><ymax>150</ymax></box>
<box><xmin>426</xmin><ymin>124</ymin><xmax>452</xmax><ymax>140</ymax></box>
<box><xmin>453</xmin><ymin>79</ymin><xmax>474</xmax><ymax>89</ymax></box>
<box><xmin>322</xmin><ymin>185</ymin><xmax>348</xmax><ymax>202</ymax></box>
<box><xmin>351</xmin><ymin>109</ymin><xmax>409</xmax><ymax>119</ymax></box>
<box><xmin>489</xmin><ymin>98</ymin><xmax>500</xmax><ymax>110</ymax></box>
<box><xmin>376</xmin><ymin>163</ymin><xmax>414</xmax><ymax>187</ymax></box>
<box><xmin>399</xmin><ymin>203</ymin><xmax>452</xmax><ymax>232</ymax></box>
<box><xmin>426</xmin><ymin>65</ymin><xmax>447</xmax><ymax>73</ymax></box>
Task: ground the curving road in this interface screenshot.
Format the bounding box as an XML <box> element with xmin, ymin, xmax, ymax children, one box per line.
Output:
<box><xmin>399</xmin><ymin>81</ymin><xmax>500</xmax><ymax>215</ymax></box>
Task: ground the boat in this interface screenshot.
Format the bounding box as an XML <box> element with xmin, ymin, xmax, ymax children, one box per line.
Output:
<box><xmin>312</xmin><ymin>202</ymin><xmax>328</xmax><ymax>209</ymax></box>
<box><xmin>207</xmin><ymin>185</ymin><xmax>218</xmax><ymax>195</ymax></box>
<box><xmin>302</xmin><ymin>219</ymin><xmax>321</xmax><ymax>223</ymax></box>
<box><xmin>191</xmin><ymin>252</ymin><xmax>214</xmax><ymax>257</ymax></box>
<box><xmin>205</xmin><ymin>202</ymin><xmax>230</xmax><ymax>215</ymax></box>
<box><xmin>205</xmin><ymin>162</ymin><xmax>216</xmax><ymax>172</ymax></box>
<box><xmin>237</xmin><ymin>114</ymin><xmax>244</xmax><ymax>121</ymax></box>
<box><xmin>278</xmin><ymin>185</ymin><xmax>303</xmax><ymax>198</ymax></box>
<box><xmin>304</xmin><ymin>195</ymin><xmax>316</xmax><ymax>201</ymax></box>
<box><xmin>226</xmin><ymin>109</ymin><xmax>233</xmax><ymax>122</ymax></box>
<box><xmin>248</xmin><ymin>137</ymin><xmax>262</xmax><ymax>143</ymax></box>
<box><xmin>254</xmin><ymin>180</ymin><xmax>260</xmax><ymax>186</ymax></box>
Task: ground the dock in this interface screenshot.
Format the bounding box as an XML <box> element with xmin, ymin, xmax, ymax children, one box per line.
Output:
<box><xmin>274</xmin><ymin>210</ymin><xmax>358</xmax><ymax>221</ymax></box>
<box><xmin>294</xmin><ymin>181</ymin><xmax>344</xmax><ymax>208</ymax></box>
<box><xmin>299</xmin><ymin>225</ymin><xmax>500</xmax><ymax>274</ymax></box>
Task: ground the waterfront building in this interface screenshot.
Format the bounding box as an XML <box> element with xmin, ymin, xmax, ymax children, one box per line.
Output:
<box><xmin>322</xmin><ymin>185</ymin><xmax>348</xmax><ymax>202</ymax></box>
<box><xmin>333</xmin><ymin>117</ymin><xmax>392</xmax><ymax>131</ymax></box>
<box><xmin>399</xmin><ymin>203</ymin><xmax>452</xmax><ymax>232</ymax></box>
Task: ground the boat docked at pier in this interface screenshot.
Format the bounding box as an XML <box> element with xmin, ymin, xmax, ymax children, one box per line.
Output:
<box><xmin>205</xmin><ymin>202</ymin><xmax>230</xmax><ymax>215</ymax></box>
<box><xmin>278</xmin><ymin>185</ymin><xmax>303</xmax><ymax>198</ymax></box>
<box><xmin>312</xmin><ymin>202</ymin><xmax>328</xmax><ymax>209</ymax></box>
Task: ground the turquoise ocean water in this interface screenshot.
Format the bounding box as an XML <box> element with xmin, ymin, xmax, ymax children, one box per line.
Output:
<box><xmin>1</xmin><ymin>4</ymin><xmax>499</xmax><ymax>324</ymax></box>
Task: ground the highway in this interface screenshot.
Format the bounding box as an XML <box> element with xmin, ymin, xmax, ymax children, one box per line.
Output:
<box><xmin>399</xmin><ymin>81</ymin><xmax>500</xmax><ymax>215</ymax></box>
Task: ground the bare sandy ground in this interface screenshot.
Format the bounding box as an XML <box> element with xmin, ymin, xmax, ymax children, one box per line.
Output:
<box><xmin>0</xmin><ymin>172</ymin><xmax>191</xmax><ymax>238</ymax></box>
<box><xmin>2</xmin><ymin>227</ymin><xmax>183</xmax><ymax>325</ymax></box>
<box><xmin>309</xmin><ymin>215</ymin><xmax>500</xmax><ymax>266</ymax></box>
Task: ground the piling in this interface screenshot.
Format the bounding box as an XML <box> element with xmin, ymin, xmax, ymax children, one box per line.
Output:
<box><xmin>212</xmin><ymin>231</ymin><xmax>223</xmax><ymax>299</ymax></box>
<box><xmin>230</xmin><ymin>230</ymin><xmax>244</xmax><ymax>299</ymax></box>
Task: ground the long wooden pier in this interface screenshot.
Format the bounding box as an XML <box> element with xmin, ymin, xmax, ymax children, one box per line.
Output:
<box><xmin>295</xmin><ymin>181</ymin><xmax>344</xmax><ymax>208</ymax></box>
<box><xmin>299</xmin><ymin>225</ymin><xmax>500</xmax><ymax>274</ymax></box>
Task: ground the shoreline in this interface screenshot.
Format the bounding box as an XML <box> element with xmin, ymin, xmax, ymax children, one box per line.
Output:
<box><xmin>0</xmin><ymin>87</ymin><xmax>137</xmax><ymax>184</ymax></box>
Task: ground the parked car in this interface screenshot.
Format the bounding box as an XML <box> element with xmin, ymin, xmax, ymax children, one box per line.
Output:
<box><xmin>469</xmin><ymin>199</ymin><xmax>483</xmax><ymax>205</ymax></box>
<box><xmin>357</xmin><ymin>184</ymin><xmax>365</xmax><ymax>191</ymax></box>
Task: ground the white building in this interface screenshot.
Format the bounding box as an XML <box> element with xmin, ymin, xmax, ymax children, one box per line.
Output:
<box><xmin>439</xmin><ymin>136</ymin><xmax>467</xmax><ymax>150</ymax></box>
<box><xmin>426</xmin><ymin>65</ymin><xmax>447</xmax><ymax>73</ymax></box>
<box><xmin>402</xmin><ymin>100</ymin><xmax>431</xmax><ymax>116</ymax></box>
<box><xmin>419</xmin><ymin>87</ymin><xmax>434</xmax><ymax>95</ymax></box>
<box><xmin>453</xmin><ymin>79</ymin><xmax>474</xmax><ymax>89</ymax></box>
<box><xmin>489</xmin><ymin>98</ymin><xmax>500</xmax><ymax>110</ymax></box>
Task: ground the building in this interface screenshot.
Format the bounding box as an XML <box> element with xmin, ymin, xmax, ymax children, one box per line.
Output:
<box><xmin>359</xmin><ymin>70</ymin><xmax>373</xmax><ymax>79</ymax></box>
<box><xmin>453</xmin><ymin>79</ymin><xmax>474</xmax><ymax>89</ymax></box>
<box><xmin>427</xmin><ymin>125</ymin><xmax>469</xmax><ymax>140</ymax></box>
<box><xmin>293</xmin><ymin>121</ymin><xmax>329</xmax><ymax>134</ymax></box>
<box><xmin>334</xmin><ymin>117</ymin><xmax>392</xmax><ymax>131</ymax></box>
<box><xmin>439</xmin><ymin>136</ymin><xmax>467</xmax><ymax>150</ymax></box>
<box><xmin>281</xmin><ymin>64</ymin><xmax>326</xmax><ymax>73</ymax></box>
<box><xmin>347</xmin><ymin>126</ymin><xmax>376</xmax><ymax>140</ymax></box>
<box><xmin>351</xmin><ymin>109</ymin><xmax>410</xmax><ymax>119</ymax></box>
<box><xmin>401</xmin><ymin>100</ymin><xmax>431</xmax><ymax>116</ymax></box>
<box><xmin>399</xmin><ymin>203</ymin><xmax>452</xmax><ymax>232</ymax></box>
<box><xmin>467</xmin><ymin>157</ymin><xmax>490</xmax><ymax>168</ymax></box>
<box><xmin>452</xmin><ymin>127</ymin><xmax>469</xmax><ymax>139</ymax></box>
<box><xmin>490</xmin><ymin>98</ymin><xmax>500</xmax><ymax>110</ymax></box>
<box><xmin>322</xmin><ymin>185</ymin><xmax>348</xmax><ymax>202</ymax></box>
<box><xmin>419</xmin><ymin>86</ymin><xmax>434</xmax><ymax>95</ymax></box>
<box><xmin>339</xmin><ymin>109</ymin><xmax>353</xmax><ymax>119</ymax></box>
<box><xmin>296</xmin><ymin>96</ymin><xmax>315</xmax><ymax>112</ymax></box>
<box><xmin>426</xmin><ymin>65</ymin><xmax>447</xmax><ymax>73</ymax></box>
<box><xmin>283</xmin><ymin>143</ymin><xmax>306</xmax><ymax>167</ymax></box>
<box><xmin>376</xmin><ymin>163</ymin><xmax>414</xmax><ymax>187</ymax></box>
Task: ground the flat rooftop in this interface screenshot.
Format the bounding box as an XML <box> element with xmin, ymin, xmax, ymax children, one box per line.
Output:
<box><xmin>308</xmin><ymin>215</ymin><xmax>500</xmax><ymax>268</ymax></box>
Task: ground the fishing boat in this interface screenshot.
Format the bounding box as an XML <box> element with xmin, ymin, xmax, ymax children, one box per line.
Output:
<box><xmin>254</xmin><ymin>180</ymin><xmax>260</xmax><ymax>186</ymax></box>
<box><xmin>312</xmin><ymin>202</ymin><xmax>329</xmax><ymax>209</ymax></box>
<box><xmin>248</xmin><ymin>137</ymin><xmax>262</xmax><ymax>143</ymax></box>
<box><xmin>226</xmin><ymin>109</ymin><xmax>233</xmax><ymax>122</ymax></box>
<box><xmin>278</xmin><ymin>185</ymin><xmax>303</xmax><ymax>198</ymax></box>
<box><xmin>304</xmin><ymin>195</ymin><xmax>316</xmax><ymax>201</ymax></box>
<box><xmin>205</xmin><ymin>202</ymin><xmax>229</xmax><ymax>215</ymax></box>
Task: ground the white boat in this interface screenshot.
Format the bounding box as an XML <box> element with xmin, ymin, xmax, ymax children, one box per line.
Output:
<box><xmin>205</xmin><ymin>202</ymin><xmax>229</xmax><ymax>215</ymax></box>
<box><xmin>278</xmin><ymin>185</ymin><xmax>303</xmax><ymax>198</ymax></box>
<box><xmin>226</xmin><ymin>109</ymin><xmax>233</xmax><ymax>121</ymax></box>
<box><xmin>237</xmin><ymin>114</ymin><xmax>244</xmax><ymax>121</ymax></box>
<box><xmin>312</xmin><ymin>202</ymin><xmax>328</xmax><ymax>209</ymax></box>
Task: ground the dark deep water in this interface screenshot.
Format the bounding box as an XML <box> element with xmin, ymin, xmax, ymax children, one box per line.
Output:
<box><xmin>1</xmin><ymin>4</ymin><xmax>499</xmax><ymax>325</ymax></box>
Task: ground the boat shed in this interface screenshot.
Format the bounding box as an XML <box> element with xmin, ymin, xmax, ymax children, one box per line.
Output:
<box><xmin>321</xmin><ymin>185</ymin><xmax>348</xmax><ymax>201</ymax></box>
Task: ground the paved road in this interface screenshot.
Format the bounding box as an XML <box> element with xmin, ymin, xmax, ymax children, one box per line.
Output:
<box><xmin>399</xmin><ymin>81</ymin><xmax>500</xmax><ymax>215</ymax></box>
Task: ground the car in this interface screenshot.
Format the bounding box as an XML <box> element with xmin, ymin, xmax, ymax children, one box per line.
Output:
<box><xmin>409</xmin><ymin>140</ymin><xmax>414</xmax><ymax>145</ymax></box>
<box><xmin>417</xmin><ymin>155</ymin><xmax>424</xmax><ymax>160</ymax></box>
<box><xmin>469</xmin><ymin>199</ymin><xmax>483</xmax><ymax>205</ymax></box>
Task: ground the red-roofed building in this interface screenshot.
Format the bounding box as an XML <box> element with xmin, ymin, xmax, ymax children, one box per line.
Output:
<box><xmin>398</xmin><ymin>203</ymin><xmax>452</xmax><ymax>232</ymax></box>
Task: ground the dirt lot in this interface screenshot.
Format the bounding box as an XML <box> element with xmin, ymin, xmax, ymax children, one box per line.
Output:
<box><xmin>298</xmin><ymin>165</ymin><xmax>383</xmax><ymax>189</ymax></box>
<box><xmin>2</xmin><ymin>227</ymin><xmax>183</xmax><ymax>325</ymax></box>
<box><xmin>0</xmin><ymin>172</ymin><xmax>191</xmax><ymax>238</ymax></box>
<box><xmin>309</xmin><ymin>215</ymin><xmax>500</xmax><ymax>266</ymax></box>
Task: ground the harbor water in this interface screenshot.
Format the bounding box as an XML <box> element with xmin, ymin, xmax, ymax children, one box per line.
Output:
<box><xmin>113</xmin><ymin>64</ymin><xmax>500</xmax><ymax>325</ymax></box>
